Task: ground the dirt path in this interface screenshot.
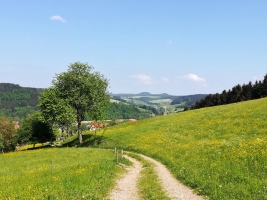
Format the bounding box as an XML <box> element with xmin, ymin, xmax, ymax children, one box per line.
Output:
<box><xmin>108</xmin><ymin>155</ymin><xmax>143</xmax><ymax>200</ymax></box>
<box><xmin>108</xmin><ymin>153</ymin><xmax>203</xmax><ymax>200</ymax></box>
<box><xmin>139</xmin><ymin>154</ymin><xmax>204</xmax><ymax>200</ymax></box>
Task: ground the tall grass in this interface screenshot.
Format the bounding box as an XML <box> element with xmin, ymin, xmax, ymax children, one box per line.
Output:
<box><xmin>0</xmin><ymin>148</ymin><xmax>124</xmax><ymax>199</ymax></box>
<box><xmin>86</xmin><ymin>98</ymin><xmax>267</xmax><ymax>199</ymax></box>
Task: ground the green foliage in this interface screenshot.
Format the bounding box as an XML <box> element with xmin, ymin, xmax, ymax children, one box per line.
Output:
<box><xmin>81</xmin><ymin>123</ymin><xmax>88</xmax><ymax>131</ymax></box>
<box><xmin>52</xmin><ymin>62</ymin><xmax>110</xmax><ymax>143</ymax></box>
<box><xmin>104</xmin><ymin>102</ymin><xmax>151</xmax><ymax>120</ymax></box>
<box><xmin>38</xmin><ymin>87</ymin><xmax>76</xmax><ymax>135</ymax></box>
<box><xmin>171</xmin><ymin>94</ymin><xmax>207</xmax><ymax>106</ymax></box>
<box><xmin>75</xmin><ymin>98</ymin><xmax>267</xmax><ymax>199</ymax></box>
<box><xmin>112</xmin><ymin>96</ymin><xmax>127</xmax><ymax>103</ymax></box>
<box><xmin>69</xmin><ymin>123</ymin><xmax>78</xmax><ymax>136</ymax></box>
<box><xmin>0</xmin><ymin>134</ymin><xmax>4</xmax><ymax>151</ymax></box>
<box><xmin>16</xmin><ymin>111</ymin><xmax>55</xmax><ymax>146</ymax></box>
<box><xmin>0</xmin><ymin>148</ymin><xmax>125</xmax><ymax>199</ymax></box>
<box><xmin>0</xmin><ymin>116</ymin><xmax>16</xmax><ymax>152</ymax></box>
<box><xmin>193</xmin><ymin>73</ymin><xmax>267</xmax><ymax>109</ymax></box>
<box><xmin>0</xmin><ymin>83</ymin><xmax>40</xmax><ymax>120</ymax></box>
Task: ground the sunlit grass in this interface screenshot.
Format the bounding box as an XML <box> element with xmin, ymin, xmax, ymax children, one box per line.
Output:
<box><xmin>18</xmin><ymin>143</ymin><xmax>44</xmax><ymax>150</ymax></box>
<box><xmin>0</xmin><ymin>148</ymin><xmax>125</xmax><ymax>199</ymax></box>
<box><xmin>127</xmin><ymin>152</ymin><xmax>170</xmax><ymax>200</ymax></box>
<box><xmin>89</xmin><ymin>98</ymin><xmax>267</xmax><ymax>199</ymax></box>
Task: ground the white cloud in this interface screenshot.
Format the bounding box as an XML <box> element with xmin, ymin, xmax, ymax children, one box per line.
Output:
<box><xmin>50</xmin><ymin>15</ymin><xmax>66</xmax><ymax>23</ymax></box>
<box><xmin>178</xmin><ymin>73</ymin><xmax>207</xmax><ymax>87</ymax></box>
<box><xmin>161</xmin><ymin>77</ymin><xmax>170</xmax><ymax>82</ymax></box>
<box><xmin>182</xmin><ymin>73</ymin><xmax>206</xmax><ymax>82</ymax></box>
<box><xmin>131</xmin><ymin>74</ymin><xmax>153</xmax><ymax>84</ymax></box>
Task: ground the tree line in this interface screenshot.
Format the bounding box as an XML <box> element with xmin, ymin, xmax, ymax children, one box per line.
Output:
<box><xmin>0</xmin><ymin>83</ymin><xmax>40</xmax><ymax>120</ymax></box>
<box><xmin>192</xmin><ymin>74</ymin><xmax>267</xmax><ymax>109</ymax></box>
<box><xmin>102</xmin><ymin>102</ymin><xmax>152</xmax><ymax>120</ymax></box>
<box><xmin>0</xmin><ymin>62</ymin><xmax>109</xmax><ymax>153</ymax></box>
<box><xmin>0</xmin><ymin>83</ymin><xmax>163</xmax><ymax>121</ymax></box>
<box><xmin>170</xmin><ymin>94</ymin><xmax>207</xmax><ymax>107</ymax></box>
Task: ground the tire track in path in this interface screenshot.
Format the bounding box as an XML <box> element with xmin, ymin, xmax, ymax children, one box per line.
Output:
<box><xmin>139</xmin><ymin>154</ymin><xmax>203</xmax><ymax>200</ymax></box>
<box><xmin>108</xmin><ymin>153</ymin><xmax>204</xmax><ymax>200</ymax></box>
<box><xmin>108</xmin><ymin>155</ymin><xmax>142</xmax><ymax>200</ymax></box>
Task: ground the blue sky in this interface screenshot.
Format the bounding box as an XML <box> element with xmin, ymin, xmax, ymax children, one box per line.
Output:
<box><xmin>0</xmin><ymin>1</ymin><xmax>266</xmax><ymax>95</ymax></box>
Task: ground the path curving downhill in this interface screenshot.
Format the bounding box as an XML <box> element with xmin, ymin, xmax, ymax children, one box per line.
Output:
<box><xmin>108</xmin><ymin>155</ymin><xmax>143</xmax><ymax>200</ymax></box>
<box><xmin>139</xmin><ymin>154</ymin><xmax>204</xmax><ymax>200</ymax></box>
<box><xmin>108</xmin><ymin>153</ymin><xmax>204</xmax><ymax>200</ymax></box>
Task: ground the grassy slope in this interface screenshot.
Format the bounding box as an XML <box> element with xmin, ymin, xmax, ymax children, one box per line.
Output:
<box><xmin>0</xmin><ymin>148</ymin><xmax>125</xmax><ymax>199</ymax></box>
<box><xmin>95</xmin><ymin>98</ymin><xmax>267</xmax><ymax>199</ymax></box>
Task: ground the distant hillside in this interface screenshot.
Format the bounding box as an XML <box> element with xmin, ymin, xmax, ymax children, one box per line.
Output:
<box><xmin>170</xmin><ymin>94</ymin><xmax>207</xmax><ymax>107</ymax></box>
<box><xmin>112</xmin><ymin>93</ymin><xmax>207</xmax><ymax>113</ymax></box>
<box><xmin>0</xmin><ymin>83</ymin><xmax>41</xmax><ymax>120</ymax></box>
<box><xmin>112</xmin><ymin>92</ymin><xmax>175</xmax><ymax>98</ymax></box>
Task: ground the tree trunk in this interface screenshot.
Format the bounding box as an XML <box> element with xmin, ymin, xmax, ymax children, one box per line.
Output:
<box><xmin>77</xmin><ymin>115</ymin><xmax>83</xmax><ymax>144</ymax></box>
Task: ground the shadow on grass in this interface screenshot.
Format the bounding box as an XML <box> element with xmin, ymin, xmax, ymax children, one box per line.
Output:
<box><xmin>19</xmin><ymin>144</ymin><xmax>54</xmax><ymax>151</ymax></box>
<box><xmin>61</xmin><ymin>132</ymin><xmax>106</xmax><ymax>148</ymax></box>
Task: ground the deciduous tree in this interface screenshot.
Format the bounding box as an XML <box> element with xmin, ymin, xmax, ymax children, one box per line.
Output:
<box><xmin>0</xmin><ymin>116</ymin><xmax>15</xmax><ymax>152</ymax></box>
<box><xmin>16</xmin><ymin>111</ymin><xmax>55</xmax><ymax>147</ymax></box>
<box><xmin>52</xmin><ymin>62</ymin><xmax>110</xmax><ymax>143</ymax></box>
<box><xmin>0</xmin><ymin>134</ymin><xmax>4</xmax><ymax>152</ymax></box>
<box><xmin>38</xmin><ymin>88</ymin><xmax>76</xmax><ymax>137</ymax></box>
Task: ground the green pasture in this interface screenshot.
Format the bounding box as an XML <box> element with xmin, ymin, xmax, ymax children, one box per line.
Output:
<box><xmin>83</xmin><ymin>97</ymin><xmax>267</xmax><ymax>199</ymax></box>
<box><xmin>110</xmin><ymin>99</ymin><xmax>120</xmax><ymax>103</ymax></box>
<box><xmin>128</xmin><ymin>96</ymin><xmax>160</xmax><ymax>99</ymax></box>
<box><xmin>149</xmin><ymin>98</ymin><xmax>172</xmax><ymax>104</ymax></box>
<box><xmin>0</xmin><ymin>148</ymin><xmax>126</xmax><ymax>199</ymax></box>
<box><xmin>165</xmin><ymin>104</ymin><xmax>179</xmax><ymax>113</ymax></box>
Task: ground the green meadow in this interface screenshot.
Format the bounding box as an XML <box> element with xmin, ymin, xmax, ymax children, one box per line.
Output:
<box><xmin>87</xmin><ymin>97</ymin><xmax>267</xmax><ymax>199</ymax></box>
<box><xmin>0</xmin><ymin>148</ymin><xmax>126</xmax><ymax>199</ymax></box>
<box><xmin>1</xmin><ymin>98</ymin><xmax>267</xmax><ymax>199</ymax></box>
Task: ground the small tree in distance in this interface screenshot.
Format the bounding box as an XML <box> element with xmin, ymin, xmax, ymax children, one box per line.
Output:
<box><xmin>16</xmin><ymin>111</ymin><xmax>55</xmax><ymax>147</ymax></box>
<box><xmin>52</xmin><ymin>62</ymin><xmax>110</xmax><ymax>144</ymax></box>
<box><xmin>0</xmin><ymin>116</ymin><xmax>16</xmax><ymax>152</ymax></box>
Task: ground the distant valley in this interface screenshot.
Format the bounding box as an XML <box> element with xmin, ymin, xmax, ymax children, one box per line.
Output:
<box><xmin>0</xmin><ymin>83</ymin><xmax>207</xmax><ymax>120</ymax></box>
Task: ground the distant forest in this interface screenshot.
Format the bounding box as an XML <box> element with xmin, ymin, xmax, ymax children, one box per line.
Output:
<box><xmin>0</xmin><ymin>83</ymin><xmax>41</xmax><ymax>120</ymax></box>
<box><xmin>0</xmin><ymin>83</ymin><xmax>158</xmax><ymax>120</ymax></box>
<box><xmin>170</xmin><ymin>94</ymin><xmax>207</xmax><ymax>107</ymax></box>
<box><xmin>103</xmin><ymin>102</ymin><xmax>153</xmax><ymax>120</ymax></box>
<box><xmin>192</xmin><ymin>74</ymin><xmax>267</xmax><ymax>109</ymax></box>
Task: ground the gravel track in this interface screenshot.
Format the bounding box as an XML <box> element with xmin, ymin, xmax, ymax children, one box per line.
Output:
<box><xmin>139</xmin><ymin>154</ymin><xmax>203</xmax><ymax>200</ymax></box>
<box><xmin>108</xmin><ymin>153</ymin><xmax>204</xmax><ymax>200</ymax></box>
<box><xmin>108</xmin><ymin>155</ymin><xmax>143</xmax><ymax>200</ymax></box>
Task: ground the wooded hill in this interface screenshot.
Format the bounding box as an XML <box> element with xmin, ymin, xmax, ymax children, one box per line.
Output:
<box><xmin>111</xmin><ymin>92</ymin><xmax>207</xmax><ymax>113</ymax></box>
<box><xmin>0</xmin><ymin>83</ymin><xmax>41</xmax><ymax>120</ymax></box>
<box><xmin>0</xmin><ymin>84</ymin><xmax>167</xmax><ymax>120</ymax></box>
<box><xmin>192</xmin><ymin>74</ymin><xmax>267</xmax><ymax>109</ymax></box>
<box><xmin>0</xmin><ymin>83</ymin><xmax>207</xmax><ymax>120</ymax></box>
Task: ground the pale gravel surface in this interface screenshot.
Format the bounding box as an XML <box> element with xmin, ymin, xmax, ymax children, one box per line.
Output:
<box><xmin>139</xmin><ymin>154</ymin><xmax>204</xmax><ymax>200</ymax></box>
<box><xmin>108</xmin><ymin>155</ymin><xmax>142</xmax><ymax>200</ymax></box>
<box><xmin>108</xmin><ymin>153</ymin><xmax>204</xmax><ymax>200</ymax></box>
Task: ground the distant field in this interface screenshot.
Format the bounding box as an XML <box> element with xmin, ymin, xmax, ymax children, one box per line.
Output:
<box><xmin>90</xmin><ymin>98</ymin><xmax>267</xmax><ymax>199</ymax></box>
<box><xmin>110</xmin><ymin>99</ymin><xmax>120</xmax><ymax>103</ymax></box>
<box><xmin>123</xmin><ymin>98</ymin><xmax>149</xmax><ymax>106</ymax></box>
<box><xmin>0</xmin><ymin>148</ymin><xmax>125</xmax><ymax>199</ymax></box>
<box><xmin>149</xmin><ymin>99</ymin><xmax>172</xmax><ymax>104</ymax></box>
<box><xmin>129</xmin><ymin>96</ymin><xmax>160</xmax><ymax>99</ymax></box>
